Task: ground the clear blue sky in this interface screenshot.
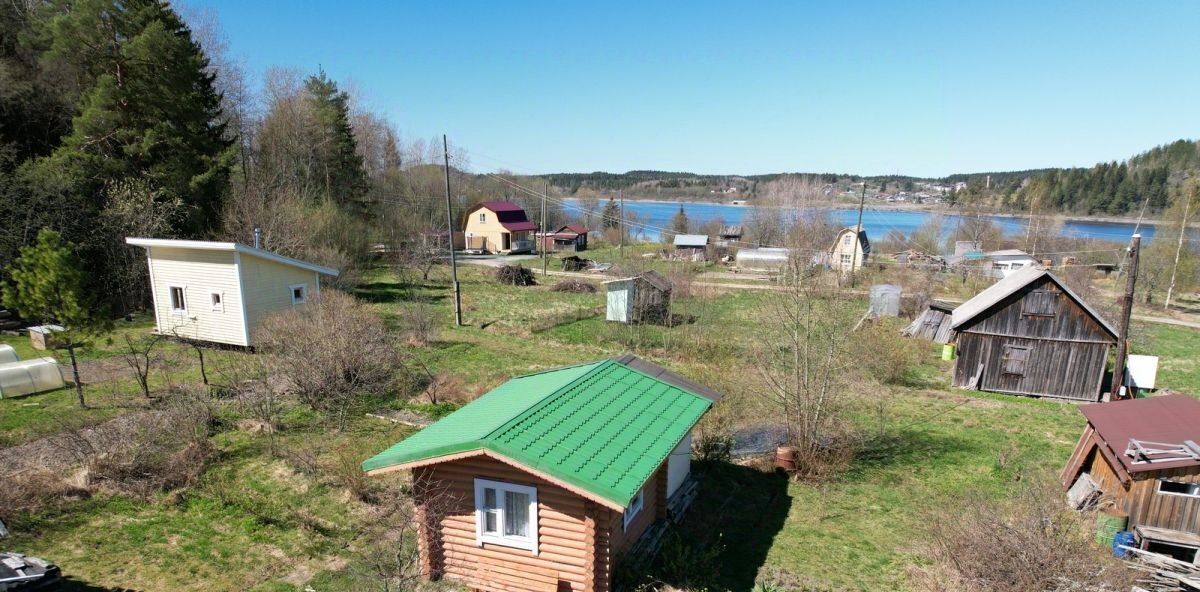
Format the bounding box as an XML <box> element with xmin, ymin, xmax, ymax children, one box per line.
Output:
<box><xmin>190</xmin><ymin>0</ymin><xmax>1200</xmax><ymax>177</ymax></box>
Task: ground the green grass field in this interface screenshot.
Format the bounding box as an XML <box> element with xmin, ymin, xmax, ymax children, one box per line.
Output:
<box><xmin>1</xmin><ymin>261</ymin><xmax>1197</xmax><ymax>591</ymax></box>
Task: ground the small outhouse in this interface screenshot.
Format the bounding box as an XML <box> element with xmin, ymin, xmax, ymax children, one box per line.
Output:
<box><xmin>603</xmin><ymin>271</ymin><xmax>672</xmax><ymax>325</ymax></box>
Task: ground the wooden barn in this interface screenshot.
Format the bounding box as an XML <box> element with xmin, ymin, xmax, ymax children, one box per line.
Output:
<box><xmin>602</xmin><ymin>271</ymin><xmax>672</xmax><ymax>325</ymax></box>
<box><xmin>950</xmin><ymin>266</ymin><xmax>1117</xmax><ymax>401</ymax></box>
<box><xmin>1060</xmin><ymin>394</ymin><xmax>1200</xmax><ymax>563</ymax></box>
<box><xmin>902</xmin><ymin>301</ymin><xmax>956</xmax><ymax>343</ymax></box>
<box><xmin>362</xmin><ymin>356</ymin><xmax>720</xmax><ymax>592</ymax></box>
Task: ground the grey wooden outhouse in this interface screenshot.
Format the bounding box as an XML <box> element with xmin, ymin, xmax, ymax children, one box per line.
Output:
<box><xmin>603</xmin><ymin>271</ymin><xmax>672</xmax><ymax>325</ymax></box>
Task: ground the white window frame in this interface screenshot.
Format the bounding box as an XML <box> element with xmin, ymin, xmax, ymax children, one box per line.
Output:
<box><xmin>623</xmin><ymin>487</ymin><xmax>644</xmax><ymax>531</ymax></box>
<box><xmin>289</xmin><ymin>283</ymin><xmax>307</xmax><ymax>305</ymax></box>
<box><xmin>478</xmin><ymin>212</ymin><xmax>486</xmax><ymax>223</ymax></box>
<box><xmin>1157</xmin><ymin>479</ymin><xmax>1200</xmax><ymax>498</ymax></box>
<box><xmin>474</xmin><ymin>478</ymin><xmax>538</xmax><ymax>554</ymax></box>
<box><xmin>168</xmin><ymin>285</ymin><xmax>187</xmax><ymax>315</ymax></box>
<box><xmin>209</xmin><ymin>291</ymin><xmax>224</xmax><ymax>312</ymax></box>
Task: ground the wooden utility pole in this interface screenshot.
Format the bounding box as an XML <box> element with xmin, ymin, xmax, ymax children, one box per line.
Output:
<box><xmin>442</xmin><ymin>135</ymin><xmax>462</xmax><ymax>326</ymax></box>
<box><xmin>618</xmin><ymin>189</ymin><xmax>625</xmax><ymax>258</ymax></box>
<box><xmin>1110</xmin><ymin>233</ymin><xmax>1140</xmax><ymax>400</ymax></box>
<box><xmin>848</xmin><ymin>182</ymin><xmax>866</xmax><ymax>287</ymax></box>
<box><xmin>1165</xmin><ymin>186</ymin><xmax>1194</xmax><ymax>310</ymax></box>
<box><xmin>541</xmin><ymin>180</ymin><xmax>549</xmax><ymax>277</ymax></box>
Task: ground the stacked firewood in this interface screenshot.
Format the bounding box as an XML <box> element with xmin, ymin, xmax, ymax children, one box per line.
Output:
<box><xmin>1125</xmin><ymin>547</ymin><xmax>1200</xmax><ymax>592</ymax></box>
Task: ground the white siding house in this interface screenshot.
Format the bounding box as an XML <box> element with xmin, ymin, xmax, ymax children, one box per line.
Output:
<box><xmin>126</xmin><ymin>238</ymin><xmax>339</xmax><ymax>347</ymax></box>
<box><xmin>829</xmin><ymin>226</ymin><xmax>870</xmax><ymax>273</ymax></box>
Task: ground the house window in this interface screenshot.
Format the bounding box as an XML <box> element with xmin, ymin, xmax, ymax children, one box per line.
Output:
<box><xmin>623</xmin><ymin>487</ymin><xmax>644</xmax><ymax>531</ymax></box>
<box><xmin>843</xmin><ymin>234</ymin><xmax>852</xmax><ymax>247</ymax></box>
<box><xmin>168</xmin><ymin>286</ymin><xmax>187</xmax><ymax>314</ymax></box>
<box><xmin>1158</xmin><ymin>479</ymin><xmax>1200</xmax><ymax>498</ymax></box>
<box><xmin>210</xmin><ymin>291</ymin><xmax>224</xmax><ymax>312</ymax></box>
<box><xmin>840</xmin><ymin>253</ymin><xmax>852</xmax><ymax>265</ymax></box>
<box><xmin>478</xmin><ymin>213</ymin><xmax>486</xmax><ymax>223</ymax></box>
<box><xmin>289</xmin><ymin>284</ymin><xmax>307</xmax><ymax>305</ymax></box>
<box><xmin>1002</xmin><ymin>345</ymin><xmax>1030</xmax><ymax>375</ymax></box>
<box><xmin>474</xmin><ymin>478</ymin><xmax>538</xmax><ymax>553</ymax></box>
<box><xmin>1022</xmin><ymin>290</ymin><xmax>1057</xmax><ymax>317</ymax></box>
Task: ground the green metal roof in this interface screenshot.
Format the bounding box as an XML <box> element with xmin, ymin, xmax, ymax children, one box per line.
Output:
<box><xmin>362</xmin><ymin>359</ymin><xmax>713</xmax><ymax>508</ymax></box>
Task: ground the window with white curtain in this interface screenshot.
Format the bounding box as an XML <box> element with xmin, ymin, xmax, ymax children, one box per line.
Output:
<box><xmin>474</xmin><ymin>478</ymin><xmax>538</xmax><ymax>553</ymax></box>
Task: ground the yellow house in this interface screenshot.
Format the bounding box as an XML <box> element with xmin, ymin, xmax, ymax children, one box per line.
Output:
<box><xmin>125</xmin><ymin>238</ymin><xmax>339</xmax><ymax>347</ymax></box>
<box><xmin>463</xmin><ymin>201</ymin><xmax>538</xmax><ymax>253</ymax></box>
<box><xmin>829</xmin><ymin>226</ymin><xmax>870</xmax><ymax>273</ymax></box>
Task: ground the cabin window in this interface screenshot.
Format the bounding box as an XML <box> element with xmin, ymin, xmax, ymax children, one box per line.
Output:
<box><xmin>1158</xmin><ymin>479</ymin><xmax>1200</xmax><ymax>498</ymax></box>
<box><xmin>843</xmin><ymin>234</ymin><xmax>852</xmax><ymax>247</ymax></box>
<box><xmin>840</xmin><ymin>254</ymin><xmax>852</xmax><ymax>265</ymax></box>
<box><xmin>289</xmin><ymin>284</ymin><xmax>307</xmax><ymax>305</ymax></box>
<box><xmin>1001</xmin><ymin>345</ymin><xmax>1030</xmax><ymax>375</ymax></box>
<box><xmin>623</xmin><ymin>487</ymin><xmax>644</xmax><ymax>531</ymax></box>
<box><xmin>1022</xmin><ymin>290</ymin><xmax>1057</xmax><ymax>317</ymax></box>
<box><xmin>474</xmin><ymin>478</ymin><xmax>538</xmax><ymax>553</ymax></box>
<box><xmin>168</xmin><ymin>286</ymin><xmax>187</xmax><ymax>314</ymax></box>
<box><xmin>210</xmin><ymin>291</ymin><xmax>224</xmax><ymax>312</ymax></box>
<box><xmin>478</xmin><ymin>213</ymin><xmax>486</xmax><ymax>223</ymax></box>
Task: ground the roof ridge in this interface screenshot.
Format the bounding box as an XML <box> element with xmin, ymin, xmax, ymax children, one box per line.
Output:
<box><xmin>512</xmin><ymin>359</ymin><xmax>606</xmax><ymax>380</ymax></box>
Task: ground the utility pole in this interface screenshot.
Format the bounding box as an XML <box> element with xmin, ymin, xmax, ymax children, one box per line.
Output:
<box><xmin>1165</xmin><ymin>185</ymin><xmax>1194</xmax><ymax>310</ymax></box>
<box><xmin>848</xmin><ymin>182</ymin><xmax>866</xmax><ymax>287</ymax></box>
<box><xmin>619</xmin><ymin>189</ymin><xmax>625</xmax><ymax>258</ymax></box>
<box><xmin>1110</xmin><ymin>233</ymin><xmax>1141</xmax><ymax>400</ymax></box>
<box><xmin>442</xmin><ymin>135</ymin><xmax>462</xmax><ymax>326</ymax></box>
<box><xmin>541</xmin><ymin>180</ymin><xmax>549</xmax><ymax>277</ymax></box>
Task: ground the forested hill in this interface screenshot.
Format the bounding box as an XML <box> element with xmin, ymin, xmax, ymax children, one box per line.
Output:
<box><xmin>543</xmin><ymin>139</ymin><xmax>1200</xmax><ymax>216</ymax></box>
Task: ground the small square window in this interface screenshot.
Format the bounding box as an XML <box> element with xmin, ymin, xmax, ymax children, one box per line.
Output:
<box><xmin>1158</xmin><ymin>480</ymin><xmax>1200</xmax><ymax>497</ymax></box>
<box><xmin>169</xmin><ymin>286</ymin><xmax>186</xmax><ymax>314</ymax></box>
<box><xmin>1022</xmin><ymin>290</ymin><xmax>1057</xmax><ymax>317</ymax></box>
<box><xmin>289</xmin><ymin>284</ymin><xmax>307</xmax><ymax>304</ymax></box>
<box><xmin>623</xmin><ymin>488</ymin><xmax>644</xmax><ymax>530</ymax></box>
<box><xmin>1002</xmin><ymin>344</ymin><xmax>1030</xmax><ymax>375</ymax></box>
<box><xmin>210</xmin><ymin>291</ymin><xmax>224</xmax><ymax>312</ymax></box>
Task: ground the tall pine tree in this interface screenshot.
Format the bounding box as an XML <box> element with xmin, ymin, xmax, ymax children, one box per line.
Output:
<box><xmin>304</xmin><ymin>70</ymin><xmax>368</xmax><ymax>211</ymax></box>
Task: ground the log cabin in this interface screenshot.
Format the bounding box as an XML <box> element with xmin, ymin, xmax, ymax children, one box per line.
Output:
<box><xmin>950</xmin><ymin>266</ymin><xmax>1117</xmax><ymax>401</ymax></box>
<box><xmin>362</xmin><ymin>356</ymin><xmax>720</xmax><ymax>592</ymax></box>
<box><xmin>1061</xmin><ymin>394</ymin><xmax>1200</xmax><ymax>564</ymax></box>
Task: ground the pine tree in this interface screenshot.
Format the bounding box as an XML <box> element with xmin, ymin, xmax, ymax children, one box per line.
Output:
<box><xmin>2</xmin><ymin>229</ymin><xmax>111</xmax><ymax>407</ymax></box>
<box><xmin>304</xmin><ymin>70</ymin><xmax>368</xmax><ymax>210</ymax></box>
<box><xmin>669</xmin><ymin>205</ymin><xmax>690</xmax><ymax>238</ymax></box>
<box><xmin>36</xmin><ymin>0</ymin><xmax>235</xmax><ymax>236</ymax></box>
<box><xmin>601</xmin><ymin>197</ymin><xmax>620</xmax><ymax>229</ymax></box>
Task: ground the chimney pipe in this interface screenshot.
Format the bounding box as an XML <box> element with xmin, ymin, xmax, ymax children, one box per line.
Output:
<box><xmin>253</xmin><ymin>224</ymin><xmax>261</xmax><ymax>249</ymax></box>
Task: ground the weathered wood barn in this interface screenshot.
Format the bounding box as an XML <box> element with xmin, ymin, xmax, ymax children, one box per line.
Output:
<box><xmin>1061</xmin><ymin>394</ymin><xmax>1200</xmax><ymax>563</ymax></box>
<box><xmin>602</xmin><ymin>271</ymin><xmax>672</xmax><ymax>325</ymax></box>
<box><xmin>902</xmin><ymin>301</ymin><xmax>956</xmax><ymax>343</ymax></box>
<box><xmin>950</xmin><ymin>266</ymin><xmax>1117</xmax><ymax>401</ymax></box>
<box><xmin>362</xmin><ymin>357</ymin><xmax>719</xmax><ymax>592</ymax></box>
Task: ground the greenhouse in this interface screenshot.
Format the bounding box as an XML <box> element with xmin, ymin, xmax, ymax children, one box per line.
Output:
<box><xmin>0</xmin><ymin>357</ymin><xmax>66</xmax><ymax>398</ymax></box>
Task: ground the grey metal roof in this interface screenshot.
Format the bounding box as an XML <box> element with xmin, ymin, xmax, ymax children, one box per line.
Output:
<box><xmin>611</xmin><ymin>353</ymin><xmax>722</xmax><ymax>402</ymax></box>
<box><xmin>950</xmin><ymin>266</ymin><xmax>1117</xmax><ymax>338</ymax></box>
<box><xmin>673</xmin><ymin>234</ymin><xmax>709</xmax><ymax>248</ymax></box>
<box><xmin>639</xmin><ymin>270</ymin><xmax>672</xmax><ymax>292</ymax></box>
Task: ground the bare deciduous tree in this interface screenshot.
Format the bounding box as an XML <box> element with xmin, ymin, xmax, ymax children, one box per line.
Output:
<box><xmin>120</xmin><ymin>333</ymin><xmax>163</xmax><ymax>399</ymax></box>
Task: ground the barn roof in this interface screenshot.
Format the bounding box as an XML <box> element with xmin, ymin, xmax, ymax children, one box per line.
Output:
<box><xmin>950</xmin><ymin>266</ymin><xmax>1116</xmax><ymax>338</ymax></box>
<box><xmin>1081</xmin><ymin>394</ymin><xmax>1200</xmax><ymax>474</ymax></box>
<box><xmin>831</xmin><ymin>227</ymin><xmax>871</xmax><ymax>255</ymax></box>
<box><xmin>362</xmin><ymin>358</ymin><xmax>714</xmax><ymax>510</ymax></box>
<box><xmin>124</xmin><ymin>237</ymin><xmax>340</xmax><ymax>276</ymax></box>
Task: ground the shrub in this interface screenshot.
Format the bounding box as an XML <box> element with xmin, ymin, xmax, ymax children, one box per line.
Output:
<box><xmin>495</xmin><ymin>264</ymin><xmax>536</xmax><ymax>286</ymax></box>
<box><xmin>550</xmin><ymin>279</ymin><xmax>597</xmax><ymax>293</ymax></box>
<box><xmin>922</xmin><ymin>475</ymin><xmax>1134</xmax><ymax>592</ymax></box>
<box><xmin>256</xmin><ymin>291</ymin><xmax>404</xmax><ymax>428</ymax></box>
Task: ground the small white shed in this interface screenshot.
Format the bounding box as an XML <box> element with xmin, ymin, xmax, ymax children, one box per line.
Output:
<box><xmin>126</xmin><ymin>238</ymin><xmax>339</xmax><ymax>347</ymax></box>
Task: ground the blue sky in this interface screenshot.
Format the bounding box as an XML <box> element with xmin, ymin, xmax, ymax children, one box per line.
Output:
<box><xmin>190</xmin><ymin>1</ymin><xmax>1200</xmax><ymax>177</ymax></box>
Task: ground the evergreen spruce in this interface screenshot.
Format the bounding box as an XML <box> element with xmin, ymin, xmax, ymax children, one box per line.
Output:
<box><xmin>304</xmin><ymin>70</ymin><xmax>368</xmax><ymax>210</ymax></box>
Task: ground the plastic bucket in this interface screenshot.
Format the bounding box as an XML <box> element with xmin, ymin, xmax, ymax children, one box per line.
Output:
<box><xmin>1095</xmin><ymin>511</ymin><xmax>1128</xmax><ymax>547</ymax></box>
<box><xmin>774</xmin><ymin>446</ymin><xmax>798</xmax><ymax>472</ymax></box>
<box><xmin>1112</xmin><ymin>530</ymin><xmax>1135</xmax><ymax>557</ymax></box>
<box><xmin>941</xmin><ymin>343</ymin><xmax>956</xmax><ymax>361</ymax></box>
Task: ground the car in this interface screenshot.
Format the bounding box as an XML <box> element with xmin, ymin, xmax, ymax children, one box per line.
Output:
<box><xmin>0</xmin><ymin>522</ymin><xmax>62</xmax><ymax>591</ymax></box>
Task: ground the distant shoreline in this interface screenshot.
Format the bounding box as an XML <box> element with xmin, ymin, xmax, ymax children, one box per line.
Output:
<box><xmin>598</xmin><ymin>196</ymin><xmax>1172</xmax><ymax>228</ymax></box>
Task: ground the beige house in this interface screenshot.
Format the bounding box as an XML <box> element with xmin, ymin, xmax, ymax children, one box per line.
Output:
<box><xmin>125</xmin><ymin>238</ymin><xmax>339</xmax><ymax>347</ymax></box>
<box><xmin>463</xmin><ymin>201</ymin><xmax>538</xmax><ymax>254</ymax></box>
<box><xmin>828</xmin><ymin>226</ymin><xmax>870</xmax><ymax>273</ymax></box>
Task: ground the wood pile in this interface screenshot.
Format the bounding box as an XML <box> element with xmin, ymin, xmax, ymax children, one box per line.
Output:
<box><xmin>1125</xmin><ymin>546</ymin><xmax>1200</xmax><ymax>591</ymax></box>
<box><xmin>550</xmin><ymin>279</ymin><xmax>596</xmax><ymax>293</ymax></box>
<box><xmin>494</xmin><ymin>264</ymin><xmax>536</xmax><ymax>286</ymax></box>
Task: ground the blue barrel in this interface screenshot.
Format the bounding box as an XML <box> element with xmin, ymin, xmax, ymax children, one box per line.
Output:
<box><xmin>1112</xmin><ymin>531</ymin><xmax>1135</xmax><ymax>557</ymax></box>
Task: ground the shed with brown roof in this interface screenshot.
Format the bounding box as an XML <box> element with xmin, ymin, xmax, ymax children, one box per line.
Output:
<box><xmin>1061</xmin><ymin>394</ymin><xmax>1200</xmax><ymax>562</ymax></box>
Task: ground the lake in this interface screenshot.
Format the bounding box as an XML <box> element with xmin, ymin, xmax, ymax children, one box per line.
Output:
<box><xmin>561</xmin><ymin>199</ymin><xmax>1163</xmax><ymax>245</ymax></box>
